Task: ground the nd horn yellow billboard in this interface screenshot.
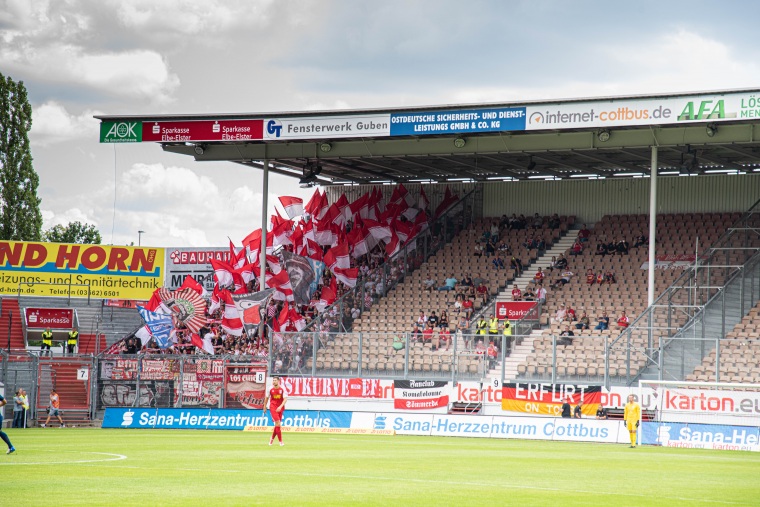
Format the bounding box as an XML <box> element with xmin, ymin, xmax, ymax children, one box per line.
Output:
<box><xmin>0</xmin><ymin>241</ymin><xmax>164</xmax><ymax>300</ymax></box>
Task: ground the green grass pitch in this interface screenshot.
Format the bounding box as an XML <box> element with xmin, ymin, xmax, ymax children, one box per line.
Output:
<box><xmin>1</xmin><ymin>428</ymin><xmax>759</xmax><ymax>506</ymax></box>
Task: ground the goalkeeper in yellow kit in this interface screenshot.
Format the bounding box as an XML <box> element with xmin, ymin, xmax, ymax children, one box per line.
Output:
<box><xmin>624</xmin><ymin>394</ymin><xmax>641</xmax><ymax>448</ymax></box>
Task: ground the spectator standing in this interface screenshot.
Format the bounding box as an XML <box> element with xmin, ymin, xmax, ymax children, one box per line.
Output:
<box><xmin>573</xmin><ymin>403</ymin><xmax>583</xmax><ymax>419</ymax></box>
<box><xmin>12</xmin><ymin>389</ymin><xmax>24</xmax><ymax>428</ymax></box>
<box><xmin>561</xmin><ymin>397</ymin><xmax>572</xmax><ymax>418</ymax></box>
<box><xmin>486</xmin><ymin>342</ymin><xmax>498</xmax><ymax>369</ymax></box>
<box><xmin>42</xmin><ymin>389</ymin><xmax>64</xmax><ymax>428</ymax></box>
<box><xmin>536</xmin><ymin>285</ymin><xmax>547</xmax><ymax>305</ymax></box>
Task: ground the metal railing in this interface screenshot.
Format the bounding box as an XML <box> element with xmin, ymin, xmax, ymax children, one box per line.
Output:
<box><xmin>606</xmin><ymin>199</ymin><xmax>760</xmax><ymax>387</ymax></box>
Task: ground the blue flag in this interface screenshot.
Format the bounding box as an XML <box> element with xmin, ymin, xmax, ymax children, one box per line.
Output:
<box><xmin>137</xmin><ymin>306</ymin><xmax>174</xmax><ymax>349</ymax></box>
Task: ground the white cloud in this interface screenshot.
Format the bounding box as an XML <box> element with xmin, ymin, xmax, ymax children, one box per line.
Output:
<box><xmin>0</xmin><ymin>44</ymin><xmax>180</xmax><ymax>103</ymax></box>
<box><xmin>30</xmin><ymin>102</ymin><xmax>100</xmax><ymax>146</ymax></box>
<box><xmin>41</xmin><ymin>207</ymin><xmax>99</xmax><ymax>230</ymax></box>
<box><xmin>113</xmin><ymin>162</ymin><xmax>266</xmax><ymax>247</ymax></box>
<box><xmin>111</xmin><ymin>0</ymin><xmax>275</xmax><ymax>35</ymax></box>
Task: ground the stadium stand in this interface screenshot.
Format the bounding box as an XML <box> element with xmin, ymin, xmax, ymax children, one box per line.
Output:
<box><xmin>314</xmin><ymin>214</ymin><xmax>574</xmax><ymax>375</ymax></box>
<box><xmin>687</xmin><ymin>301</ymin><xmax>760</xmax><ymax>383</ymax></box>
<box><xmin>518</xmin><ymin>213</ymin><xmax>740</xmax><ymax>381</ymax></box>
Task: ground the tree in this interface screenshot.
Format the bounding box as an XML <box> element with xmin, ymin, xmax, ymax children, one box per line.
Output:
<box><xmin>0</xmin><ymin>72</ymin><xmax>42</xmax><ymax>241</ymax></box>
<box><xmin>43</xmin><ymin>222</ymin><xmax>102</xmax><ymax>244</ymax></box>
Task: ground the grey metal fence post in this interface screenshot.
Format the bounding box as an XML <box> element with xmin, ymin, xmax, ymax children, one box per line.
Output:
<box><xmin>404</xmin><ymin>332</ymin><xmax>410</xmax><ymax>379</ymax></box>
<box><xmin>658</xmin><ymin>336</ymin><xmax>664</xmax><ymax>381</ymax></box>
<box><xmin>715</xmin><ymin>337</ymin><xmax>721</xmax><ymax>383</ymax></box>
<box><xmin>177</xmin><ymin>357</ymin><xmax>184</xmax><ymax>408</ymax></box>
<box><xmin>134</xmin><ymin>355</ymin><xmax>141</xmax><ymax>407</ymax></box>
<box><xmin>604</xmin><ymin>335</ymin><xmax>610</xmax><ymax>391</ymax></box>
<box><xmin>357</xmin><ymin>332</ymin><xmax>363</xmax><ymax>377</ymax></box>
<box><xmin>551</xmin><ymin>335</ymin><xmax>556</xmax><ymax>384</ymax></box>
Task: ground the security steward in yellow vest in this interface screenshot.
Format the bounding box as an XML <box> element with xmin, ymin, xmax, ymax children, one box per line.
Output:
<box><xmin>488</xmin><ymin>315</ymin><xmax>500</xmax><ymax>348</ymax></box>
<box><xmin>41</xmin><ymin>327</ymin><xmax>53</xmax><ymax>356</ymax></box>
<box><xmin>501</xmin><ymin>318</ymin><xmax>513</xmax><ymax>354</ymax></box>
<box><xmin>476</xmin><ymin>317</ymin><xmax>488</xmax><ymax>337</ymax></box>
<box><xmin>67</xmin><ymin>327</ymin><xmax>79</xmax><ymax>355</ymax></box>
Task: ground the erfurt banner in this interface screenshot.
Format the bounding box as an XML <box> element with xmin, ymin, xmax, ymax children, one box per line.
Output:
<box><xmin>224</xmin><ymin>364</ymin><xmax>267</xmax><ymax>409</ymax></box>
<box><xmin>0</xmin><ymin>241</ymin><xmax>164</xmax><ymax>299</ymax></box>
<box><xmin>281</xmin><ymin>377</ymin><xmax>386</xmax><ymax>398</ymax></box>
<box><xmin>502</xmin><ymin>383</ymin><xmax>602</xmax><ymax>417</ymax></box>
<box><xmin>394</xmin><ymin>380</ymin><xmax>449</xmax><ymax>410</ymax></box>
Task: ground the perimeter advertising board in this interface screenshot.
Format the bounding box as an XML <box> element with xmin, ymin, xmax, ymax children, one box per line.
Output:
<box><xmin>164</xmin><ymin>247</ymin><xmax>231</xmax><ymax>291</ymax></box>
<box><xmin>0</xmin><ymin>241</ymin><xmax>164</xmax><ymax>300</ymax></box>
<box><xmin>525</xmin><ymin>91</ymin><xmax>760</xmax><ymax>131</ymax></box>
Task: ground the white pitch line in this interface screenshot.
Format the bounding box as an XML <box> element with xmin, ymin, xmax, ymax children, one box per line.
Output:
<box><xmin>0</xmin><ymin>452</ymin><xmax>127</xmax><ymax>466</ymax></box>
<box><xmin>70</xmin><ymin>464</ymin><xmax>748</xmax><ymax>505</ymax></box>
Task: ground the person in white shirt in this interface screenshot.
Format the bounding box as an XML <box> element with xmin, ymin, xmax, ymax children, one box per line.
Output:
<box><xmin>554</xmin><ymin>304</ymin><xmax>567</xmax><ymax>324</ymax></box>
<box><xmin>536</xmin><ymin>286</ymin><xmax>547</xmax><ymax>305</ymax></box>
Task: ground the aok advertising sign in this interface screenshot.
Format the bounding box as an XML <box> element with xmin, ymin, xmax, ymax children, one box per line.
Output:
<box><xmin>0</xmin><ymin>241</ymin><xmax>164</xmax><ymax>300</ymax></box>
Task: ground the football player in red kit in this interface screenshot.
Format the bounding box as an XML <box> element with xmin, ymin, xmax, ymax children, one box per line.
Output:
<box><xmin>263</xmin><ymin>376</ymin><xmax>287</xmax><ymax>446</ymax></box>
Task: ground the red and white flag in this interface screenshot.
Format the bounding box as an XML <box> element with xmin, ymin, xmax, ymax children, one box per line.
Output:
<box><xmin>347</xmin><ymin>226</ymin><xmax>369</xmax><ymax>258</ymax></box>
<box><xmin>179</xmin><ymin>275</ymin><xmax>205</xmax><ymax>296</ymax></box>
<box><xmin>191</xmin><ymin>332</ymin><xmax>215</xmax><ymax>355</ymax></box>
<box><xmin>324</xmin><ymin>243</ymin><xmax>350</xmax><ymax>271</ymax></box>
<box><xmin>418</xmin><ymin>186</ymin><xmax>430</xmax><ymax>210</ymax></box>
<box><xmin>385</xmin><ymin>230</ymin><xmax>401</xmax><ymax>258</ymax></box>
<box><xmin>220</xmin><ymin>290</ymin><xmax>244</xmax><ymax>336</ymax></box>
<box><xmin>363</xmin><ymin>219</ymin><xmax>392</xmax><ymax>243</ymax></box>
<box><xmin>333</xmin><ymin>266</ymin><xmax>359</xmax><ymax>288</ymax></box>
<box><xmin>304</xmin><ymin>189</ymin><xmax>322</xmax><ymax>216</ymax></box>
<box><xmin>210</xmin><ymin>259</ymin><xmax>236</xmax><ymax>289</ymax></box>
<box><xmin>266</xmin><ymin>269</ymin><xmax>294</xmax><ymax>302</ymax></box>
<box><xmin>278</xmin><ymin>196</ymin><xmax>304</xmax><ymax>219</ymax></box>
<box><xmin>272</xmin><ymin>219</ymin><xmax>294</xmax><ymax>247</ymax></box>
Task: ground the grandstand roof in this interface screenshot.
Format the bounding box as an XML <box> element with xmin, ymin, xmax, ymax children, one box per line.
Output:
<box><xmin>96</xmin><ymin>88</ymin><xmax>760</xmax><ymax>185</ymax></box>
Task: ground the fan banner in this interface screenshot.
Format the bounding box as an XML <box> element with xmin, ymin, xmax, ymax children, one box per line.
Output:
<box><xmin>157</xmin><ymin>287</ymin><xmax>208</xmax><ymax>333</ymax></box>
<box><xmin>393</xmin><ymin>380</ymin><xmax>449</xmax><ymax>410</ymax></box>
<box><xmin>501</xmin><ymin>383</ymin><xmax>602</xmax><ymax>417</ymax></box>
<box><xmin>137</xmin><ymin>306</ymin><xmax>174</xmax><ymax>349</ymax></box>
<box><xmin>231</xmin><ymin>288</ymin><xmax>275</xmax><ymax>333</ymax></box>
<box><xmin>281</xmin><ymin>251</ymin><xmax>316</xmax><ymax>305</ymax></box>
<box><xmin>224</xmin><ymin>364</ymin><xmax>268</xmax><ymax>409</ymax></box>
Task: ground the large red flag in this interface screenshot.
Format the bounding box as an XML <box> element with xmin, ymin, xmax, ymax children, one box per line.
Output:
<box><xmin>278</xmin><ymin>196</ymin><xmax>304</xmax><ymax>219</ymax></box>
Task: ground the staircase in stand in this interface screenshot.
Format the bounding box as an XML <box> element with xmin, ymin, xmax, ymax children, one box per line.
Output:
<box><xmin>37</xmin><ymin>358</ymin><xmax>92</xmax><ymax>426</ymax></box>
<box><xmin>0</xmin><ymin>298</ymin><xmax>27</xmax><ymax>351</ymax></box>
<box><xmin>487</xmin><ymin>329</ymin><xmax>542</xmax><ymax>381</ymax></box>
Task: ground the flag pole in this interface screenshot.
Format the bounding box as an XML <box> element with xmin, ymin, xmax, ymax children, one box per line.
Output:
<box><xmin>260</xmin><ymin>159</ymin><xmax>270</xmax><ymax>291</ymax></box>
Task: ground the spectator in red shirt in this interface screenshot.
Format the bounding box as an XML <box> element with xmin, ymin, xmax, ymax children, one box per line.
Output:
<box><xmin>486</xmin><ymin>342</ymin><xmax>498</xmax><ymax>368</ymax></box>
<box><xmin>578</xmin><ymin>224</ymin><xmax>591</xmax><ymax>243</ymax></box>
<box><xmin>570</xmin><ymin>239</ymin><xmax>583</xmax><ymax>256</ymax></box>
<box><xmin>595</xmin><ymin>272</ymin><xmax>604</xmax><ymax>285</ymax></box>
<box><xmin>438</xmin><ymin>326</ymin><xmax>451</xmax><ymax>351</ymax></box>
<box><xmin>616</xmin><ymin>311</ymin><xmax>630</xmax><ymax>329</ymax></box>
<box><xmin>533</xmin><ymin>267</ymin><xmax>545</xmax><ymax>284</ymax></box>
<box><xmin>476</xmin><ymin>281</ymin><xmax>489</xmax><ymax>305</ymax></box>
<box><xmin>586</xmin><ymin>269</ymin><xmax>595</xmax><ymax>285</ymax></box>
<box><xmin>462</xmin><ymin>298</ymin><xmax>474</xmax><ymax>320</ymax></box>
<box><xmin>422</xmin><ymin>323</ymin><xmax>435</xmax><ymax>343</ymax></box>
<box><xmin>511</xmin><ymin>284</ymin><xmax>522</xmax><ymax>301</ymax></box>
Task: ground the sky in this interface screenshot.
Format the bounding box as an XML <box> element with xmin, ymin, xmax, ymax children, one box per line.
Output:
<box><xmin>1</xmin><ymin>0</ymin><xmax>758</xmax><ymax>248</ymax></box>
